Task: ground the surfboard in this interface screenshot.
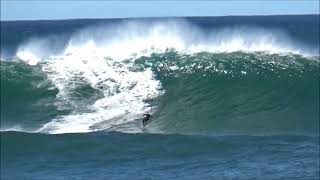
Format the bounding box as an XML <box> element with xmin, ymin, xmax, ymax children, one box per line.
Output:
<box><xmin>140</xmin><ymin>119</ymin><xmax>153</xmax><ymax>130</ymax></box>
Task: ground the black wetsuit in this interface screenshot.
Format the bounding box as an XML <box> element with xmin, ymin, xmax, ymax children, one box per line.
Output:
<box><xmin>143</xmin><ymin>114</ymin><xmax>152</xmax><ymax>127</ymax></box>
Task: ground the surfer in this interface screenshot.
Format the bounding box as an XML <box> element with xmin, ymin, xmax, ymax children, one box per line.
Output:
<box><xmin>142</xmin><ymin>113</ymin><xmax>152</xmax><ymax>127</ymax></box>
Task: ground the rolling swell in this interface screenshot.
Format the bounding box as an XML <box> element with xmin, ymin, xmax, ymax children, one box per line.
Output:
<box><xmin>137</xmin><ymin>52</ymin><xmax>319</xmax><ymax>134</ymax></box>
<box><xmin>1</xmin><ymin>131</ymin><xmax>319</xmax><ymax>179</ymax></box>
<box><xmin>0</xmin><ymin>61</ymin><xmax>61</xmax><ymax>131</ymax></box>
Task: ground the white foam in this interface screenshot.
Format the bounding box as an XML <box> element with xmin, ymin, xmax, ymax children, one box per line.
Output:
<box><xmin>0</xmin><ymin>125</ymin><xmax>26</xmax><ymax>132</ymax></box>
<box><xmin>37</xmin><ymin>49</ymin><xmax>163</xmax><ymax>134</ymax></box>
<box><xmin>16</xmin><ymin>50</ymin><xmax>41</xmax><ymax>65</ymax></box>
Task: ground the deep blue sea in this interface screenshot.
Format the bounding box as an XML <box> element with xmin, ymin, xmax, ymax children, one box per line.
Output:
<box><xmin>1</xmin><ymin>15</ymin><xmax>319</xmax><ymax>180</ymax></box>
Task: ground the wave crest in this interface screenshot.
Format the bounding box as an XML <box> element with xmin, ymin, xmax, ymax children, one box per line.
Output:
<box><xmin>16</xmin><ymin>20</ymin><xmax>318</xmax><ymax>65</ymax></box>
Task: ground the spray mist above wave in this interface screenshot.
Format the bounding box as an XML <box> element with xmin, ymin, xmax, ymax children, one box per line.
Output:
<box><xmin>15</xmin><ymin>34</ymin><xmax>69</xmax><ymax>65</ymax></box>
<box><xmin>16</xmin><ymin>19</ymin><xmax>318</xmax><ymax>66</ymax></box>
<box><xmin>58</xmin><ymin>20</ymin><xmax>319</xmax><ymax>58</ymax></box>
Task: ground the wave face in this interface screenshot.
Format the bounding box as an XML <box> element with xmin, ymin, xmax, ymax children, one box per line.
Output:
<box><xmin>1</xmin><ymin>51</ymin><xmax>319</xmax><ymax>134</ymax></box>
<box><xmin>1</xmin><ymin>16</ymin><xmax>319</xmax><ymax>135</ymax></box>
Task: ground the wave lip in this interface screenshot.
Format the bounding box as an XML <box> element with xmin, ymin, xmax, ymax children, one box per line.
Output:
<box><xmin>63</xmin><ymin>21</ymin><xmax>318</xmax><ymax>58</ymax></box>
<box><xmin>16</xmin><ymin>20</ymin><xmax>318</xmax><ymax>66</ymax></box>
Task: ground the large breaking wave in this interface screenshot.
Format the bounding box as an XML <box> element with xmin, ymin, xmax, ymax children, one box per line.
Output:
<box><xmin>1</xmin><ymin>19</ymin><xmax>319</xmax><ymax>135</ymax></box>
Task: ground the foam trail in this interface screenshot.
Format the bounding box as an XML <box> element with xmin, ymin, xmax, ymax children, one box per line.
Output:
<box><xmin>37</xmin><ymin>51</ymin><xmax>163</xmax><ymax>134</ymax></box>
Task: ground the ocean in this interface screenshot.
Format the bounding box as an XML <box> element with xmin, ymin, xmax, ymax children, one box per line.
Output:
<box><xmin>1</xmin><ymin>15</ymin><xmax>319</xmax><ymax>179</ymax></box>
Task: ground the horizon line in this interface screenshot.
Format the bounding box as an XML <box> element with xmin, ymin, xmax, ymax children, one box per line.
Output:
<box><xmin>1</xmin><ymin>13</ymin><xmax>319</xmax><ymax>22</ymax></box>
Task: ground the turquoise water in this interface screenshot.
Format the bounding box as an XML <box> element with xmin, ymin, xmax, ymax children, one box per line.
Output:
<box><xmin>1</xmin><ymin>52</ymin><xmax>319</xmax><ymax>134</ymax></box>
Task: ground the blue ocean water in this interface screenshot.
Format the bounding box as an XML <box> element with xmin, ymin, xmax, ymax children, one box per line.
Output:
<box><xmin>1</xmin><ymin>15</ymin><xmax>319</xmax><ymax>179</ymax></box>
